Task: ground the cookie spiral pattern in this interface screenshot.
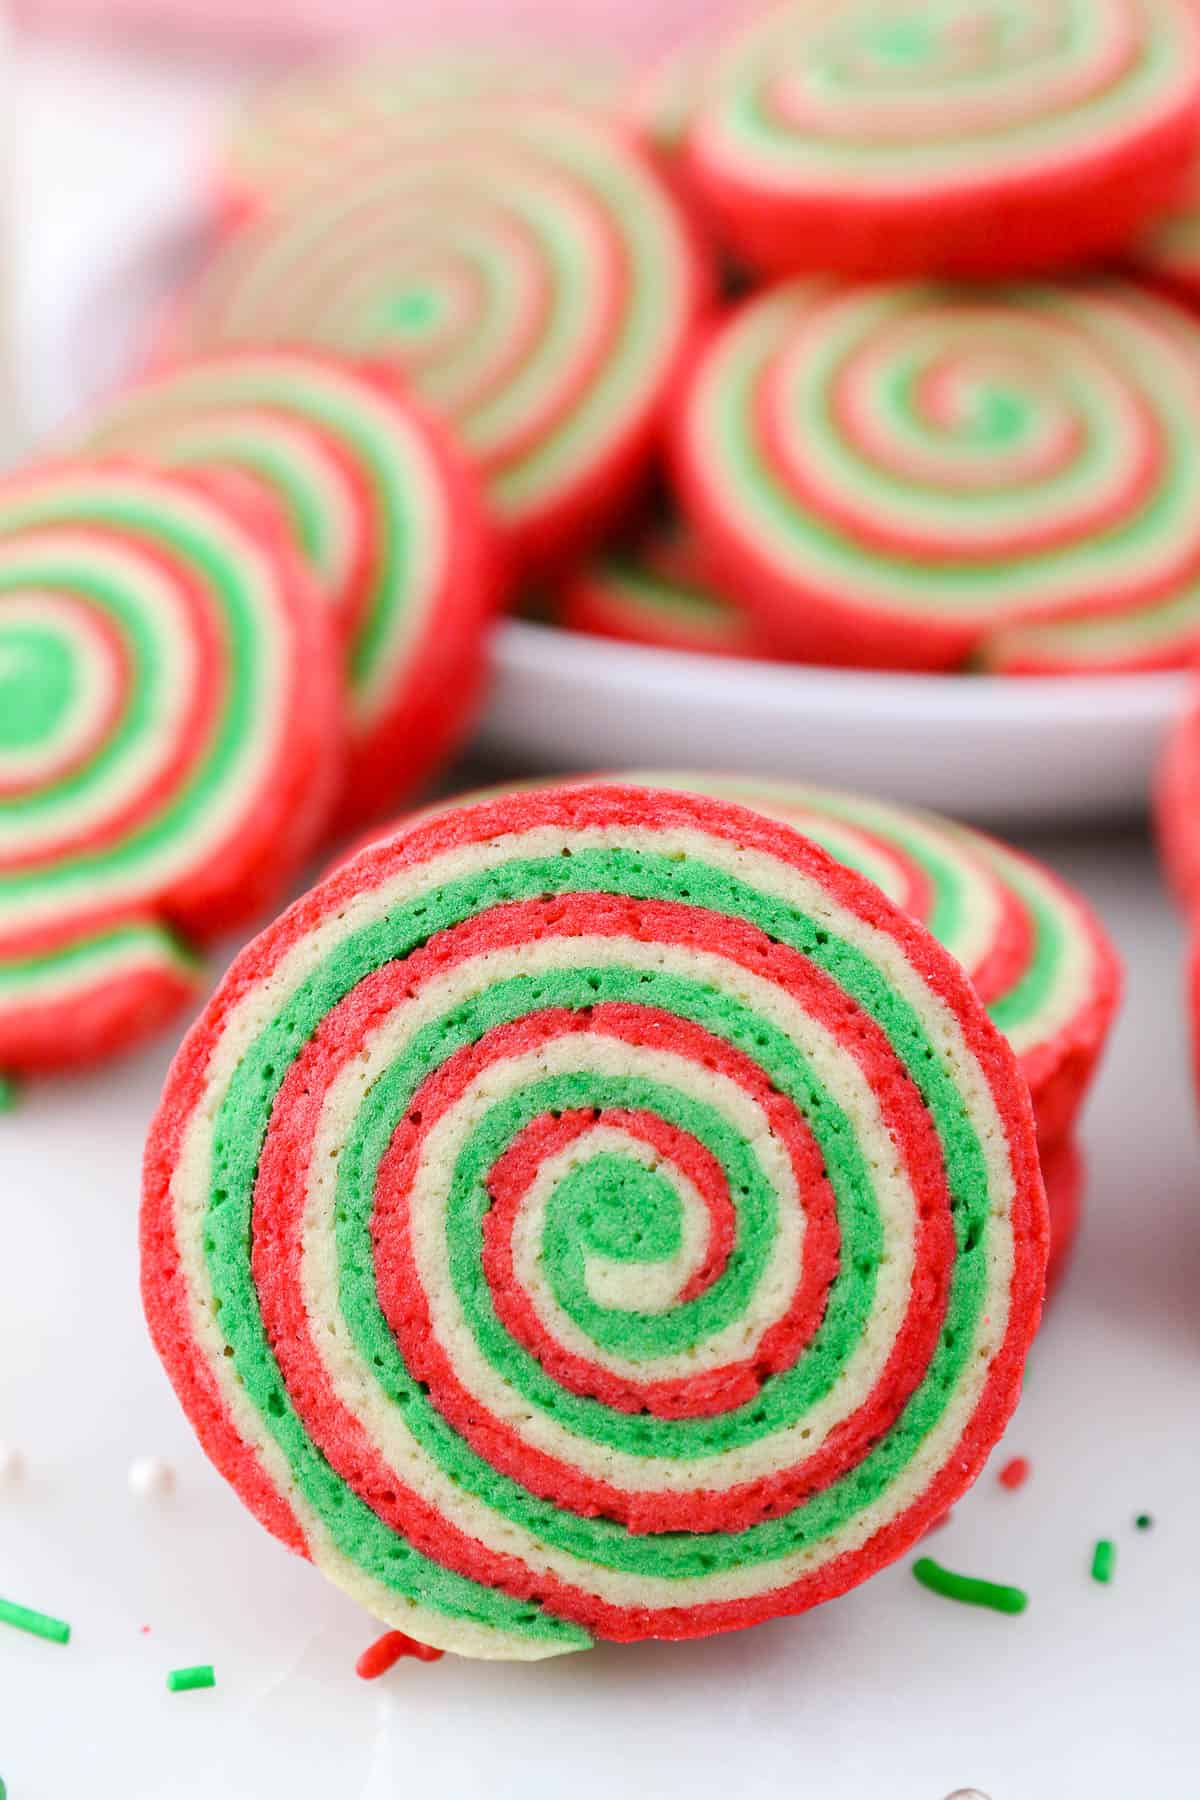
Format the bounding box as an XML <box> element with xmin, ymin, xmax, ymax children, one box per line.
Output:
<box><xmin>161</xmin><ymin>106</ymin><xmax>706</xmax><ymax>572</ymax></box>
<box><xmin>675</xmin><ymin>279</ymin><xmax>1200</xmax><ymax>670</ymax></box>
<box><xmin>142</xmin><ymin>784</ymin><xmax>1046</xmax><ymax>1660</ymax></box>
<box><xmin>0</xmin><ymin>463</ymin><xmax>340</xmax><ymax>1079</ymax></box>
<box><xmin>686</xmin><ymin>0</ymin><xmax>1200</xmax><ymax>277</ymax></box>
<box><xmin>88</xmin><ymin>352</ymin><xmax>501</xmax><ymax>821</ymax></box>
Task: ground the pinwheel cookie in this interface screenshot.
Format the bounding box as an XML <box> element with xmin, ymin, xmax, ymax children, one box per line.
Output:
<box><xmin>0</xmin><ymin>462</ymin><xmax>341</xmax><ymax>1086</ymax></box>
<box><xmin>142</xmin><ymin>783</ymin><xmax>1047</xmax><ymax>1659</ymax></box>
<box><xmin>86</xmin><ymin>352</ymin><xmax>502</xmax><ymax>824</ymax></box>
<box><xmin>558</xmin><ymin>525</ymin><xmax>772</xmax><ymax>658</ymax></box>
<box><xmin>685</xmin><ymin>0</ymin><xmax>1200</xmax><ymax>279</ymax></box>
<box><xmin>157</xmin><ymin>105</ymin><xmax>708</xmax><ymax>575</ymax></box>
<box><xmin>675</xmin><ymin>279</ymin><xmax>1200</xmax><ymax>671</ymax></box>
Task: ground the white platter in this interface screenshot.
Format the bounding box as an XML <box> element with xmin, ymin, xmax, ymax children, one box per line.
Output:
<box><xmin>481</xmin><ymin>622</ymin><xmax>1188</xmax><ymax>827</ymax></box>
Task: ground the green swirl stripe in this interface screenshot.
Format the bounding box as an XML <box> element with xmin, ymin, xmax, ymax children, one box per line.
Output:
<box><xmin>200</xmin><ymin>846</ymin><xmax>994</xmax><ymax>1634</ymax></box>
<box><xmin>0</xmin><ymin>919</ymin><xmax>200</xmax><ymax>996</ymax></box>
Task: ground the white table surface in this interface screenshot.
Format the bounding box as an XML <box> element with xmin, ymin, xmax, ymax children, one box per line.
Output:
<box><xmin>4</xmin><ymin>34</ymin><xmax>1200</xmax><ymax>1800</ymax></box>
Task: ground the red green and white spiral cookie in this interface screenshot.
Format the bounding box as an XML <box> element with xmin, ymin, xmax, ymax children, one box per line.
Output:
<box><xmin>685</xmin><ymin>0</ymin><xmax>1200</xmax><ymax>279</ymax></box>
<box><xmin>85</xmin><ymin>352</ymin><xmax>502</xmax><ymax>824</ymax></box>
<box><xmin>142</xmin><ymin>783</ymin><xmax>1046</xmax><ymax>1659</ymax></box>
<box><xmin>217</xmin><ymin>51</ymin><xmax>624</xmax><ymax>230</ymax></box>
<box><xmin>558</xmin><ymin>525</ymin><xmax>773</xmax><ymax>659</ymax></box>
<box><xmin>674</xmin><ymin>279</ymin><xmax>1200</xmax><ymax>671</ymax></box>
<box><xmin>0</xmin><ymin>461</ymin><xmax>341</xmax><ymax>1085</ymax></box>
<box><xmin>158</xmin><ymin>105</ymin><xmax>707</xmax><ymax>575</ymax></box>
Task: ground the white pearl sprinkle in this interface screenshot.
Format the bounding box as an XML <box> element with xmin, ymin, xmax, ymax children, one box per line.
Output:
<box><xmin>128</xmin><ymin>1456</ymin><xmax>175</xmax><ymax>1499</ymax></box>
<box><xmin>0</xmin><ymin>1444</ymin><xmax>23</xmax><ymax>1485</ymax></box>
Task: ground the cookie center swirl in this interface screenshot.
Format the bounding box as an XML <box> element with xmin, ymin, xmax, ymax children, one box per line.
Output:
<box><xmin>0</xmin><ymin>581</ymin><xmax>135</xmax><ymax>816</ymax></box>
<box><xmin>708</xmin><ymin>281</ymin><xmax>1187</xmax><ymax>601</ymax></box>
<box><xmin>536</xmin><ymin>1144</ymin><xmax>717</xmax><ymax>1318</ymax></box>
<box><xmin>0</xmin><ymin>617</ymin><xmax>78</xmax><ymax>751</ymax></box>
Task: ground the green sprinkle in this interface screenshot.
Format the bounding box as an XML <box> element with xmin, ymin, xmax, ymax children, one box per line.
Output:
<box><xmin>167</xmin><ymin>1664</ymin><xmax>215</xmax><ymax>1693</ymax></box>
<box><xmin>0</xmin><ymin>1075</ymin><xmax>17</xmax><ymax>1113</ymax></box>
<box><xmin>1135</xmin><ymin>1513</ymin><xmax>1154</xmax><ymax>1531</ymax></box>
<box><xmin>912</xmin><ymin>1557</ymin><xmax>1028</xmax><ymax>1615</ymax></box>
<box><xmin>0</xmin><ymin>1594</ymin><xmax>70</xmax><ymax>1644</ymax></box>
<box><xmin>1091</xmin><ymin>1539</ymin><xmax>1116</xmax><ymax>1585</ymax></box>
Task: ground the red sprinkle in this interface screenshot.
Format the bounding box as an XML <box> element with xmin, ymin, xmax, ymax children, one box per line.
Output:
<box><xmin>999</xmin><ymin>1456</ymin><xmax>1031</xmax><ymax>1492</ymax></box>
<box><xmin>355</xmin><ymin>1630</ymin><xmax>444</xmax><ymax>1679</ymax></box>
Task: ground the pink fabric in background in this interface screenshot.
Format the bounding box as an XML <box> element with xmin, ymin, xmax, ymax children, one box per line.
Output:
<box><xmin>12</xmin><ymin>0</ymin><xmax>728</xmax><ymax>59</ymax></box>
